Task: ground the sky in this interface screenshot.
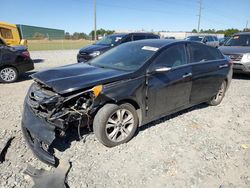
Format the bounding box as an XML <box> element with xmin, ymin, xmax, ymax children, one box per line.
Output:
<box><xmin>1</xmin><ymin>0</ymin><xmax>250</xmax><ymax>34</ymax></box>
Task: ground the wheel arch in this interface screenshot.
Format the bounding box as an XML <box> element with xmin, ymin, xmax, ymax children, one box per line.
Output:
<box><xmin>116</xmin><ymin>98</ymin><xmax>142</xmax><ymax>126</ymax></box>
<box><xmin>96</xmin><ymin>98</ymin><xmax>143</xmax><ymax>126</ymax></box>
<box><xmin>0</xmin><ymin>65</ymin><xmax>19</xmax><ymax>74</ymax></box>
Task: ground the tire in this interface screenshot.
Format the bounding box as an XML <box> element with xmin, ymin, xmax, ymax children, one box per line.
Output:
<box><xmin>207</xmin><ymin>81</ymin><xmax>227</xmax><ymax>106</ymax></box>
<box><xmin>0</xmin><ymin>67</ymin><xmax>18</xmax><ymax>83</ymax></box>
<box><xmin>93</xmin><ymin>103</ymin><xmax>139</xmax><ymax>147</ymax></box>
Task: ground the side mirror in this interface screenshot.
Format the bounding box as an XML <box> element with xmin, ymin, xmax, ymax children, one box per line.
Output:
<box><xmin>203</xmin><ymin>39</ymin><xmax>207</xmax><ymax>43</ymax></box>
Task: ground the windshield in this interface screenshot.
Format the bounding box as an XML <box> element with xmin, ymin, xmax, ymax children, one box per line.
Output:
<box><xmin>95</xmin><ymin>35</ymin><xmax>125</xmax><ymax>46</ymax></box>
<box><xmin>224</xmin><ymin>35</ymin><xmax>250</xmax><ymax>46</ymax></box>
<box><xmin>186</xmin><ymin>36</ymin><xmax>203</xmax><ymax>42</ymax></box>
<box><xmin>90</xmin><ymin>42</ymin><xmax>158</xmax><ymax>71</ymax></box>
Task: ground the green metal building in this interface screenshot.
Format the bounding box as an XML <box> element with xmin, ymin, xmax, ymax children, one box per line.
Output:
<box><xmin>16</xmin><ymin>24</ymin><xmax>65</xmax><ymax>40</ymax></box>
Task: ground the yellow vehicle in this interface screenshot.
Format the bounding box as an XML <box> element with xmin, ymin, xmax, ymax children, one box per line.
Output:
<box><xmin>0</xmin><ymin>22</ymin><xmax>27</xmax><ymax>46</ymax></box>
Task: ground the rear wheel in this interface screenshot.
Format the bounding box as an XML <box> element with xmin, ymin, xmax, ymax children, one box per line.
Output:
<box><xmin>93</xmin><ymin>103</ymin><xmax>139</xmax><ymax>147</ymax></box>
<box><xmin>208</xmin><ymin>81</ymin><xmax>227</xmax><ymax>106</ymax></box>
<box><xmin>0</xmin><ymin>67</ymin><xmax>18</xmax><ymax>83</ymax></box>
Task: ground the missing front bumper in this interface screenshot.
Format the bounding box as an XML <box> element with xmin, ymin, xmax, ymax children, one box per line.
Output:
<box><xmin>22</xmin><ymin>102</ymin><xmax>57</xmax><ymax>165</ymax></box>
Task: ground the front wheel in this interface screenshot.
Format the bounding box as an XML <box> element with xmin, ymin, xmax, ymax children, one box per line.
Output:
<box><xmin>207</xmin><ymin>81</ymin><xmax>227</xmax><ymax>106</ymax></box>
<box><xmin>93</xmin><ymin>103</ymin><xmax>139</xmax><ymax>147</ymax></box>
<box><xmin>0</xmin><ymin>67</ymin><xmax>18</xmax><ymax>83</ymax></box>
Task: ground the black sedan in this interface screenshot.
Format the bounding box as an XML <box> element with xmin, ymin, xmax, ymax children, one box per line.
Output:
<box><xmin>22</xmin><ymin>39</ymin><xmax>232</xmax><ymax>165</ymax></box>
<box><xmin>0</xmin><ymin>38</ymin><xmax>34</xmax><ymax>83</ymax></box>
<box><xmin>77</xmin><ymin>33</ymin><xmax>160</xmax><ymax>62</ymax></box>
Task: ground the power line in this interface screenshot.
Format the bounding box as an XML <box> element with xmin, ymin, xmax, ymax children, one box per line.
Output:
<box><xmin>94</xmin><ymin>0</ymin><xmax>97</xmax><ymax>41</ymax></box>
<box><xmin>197</xmin><ymin>0</ymin><xmax>202</xmax><ymax>32</ymax></box>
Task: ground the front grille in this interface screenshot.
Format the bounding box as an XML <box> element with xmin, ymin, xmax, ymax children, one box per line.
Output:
<box><xmin>78</xmin><ymin>52</ymin><xmax>92</xmax><ymax>61</ymax></box>
<box><xmin>80</xmin><ymin>52</ymin><xmax>88</xmax><ymax>55</ymax></box>
<box><xmin>226</xmin><ymin>54</ymin><xmax>243</xmax><ymax>62</ymax></box>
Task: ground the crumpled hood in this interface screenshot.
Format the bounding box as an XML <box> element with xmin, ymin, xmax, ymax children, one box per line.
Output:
<box><xmin>79</xmin><ymin>44</ymin><xmax>111</xmax><ymax>53</ymax></box>
<box><xmin>32</xmin><ymin>63</ymin><xmax>131</xmax><ymax>95</ymax></box>
<box><xmin>219</xmin><ymin>46</ymin><xmax>250</xmax><ymax>54</ymax></box>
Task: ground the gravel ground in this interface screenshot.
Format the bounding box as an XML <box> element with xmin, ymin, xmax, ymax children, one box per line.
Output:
<box><xmin>0</xmin><ymin>50</ymin><xmax>250</xmax><ymax>188</ymax></box>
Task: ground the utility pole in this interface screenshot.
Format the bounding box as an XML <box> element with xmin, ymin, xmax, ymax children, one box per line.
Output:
<box><xmin>94</xmin><ymin>0</ymin><xmax>97</xmax><ymax>41</ymax></box>
<box><xmin>197</xmin><ymin>0</ymin><xmax>202</xmax><ymax>33</ymax></box>
<box><xmin>246</xmin><ymin>20</ymin><xmax>249</xmax><ymax>30</ymax></box>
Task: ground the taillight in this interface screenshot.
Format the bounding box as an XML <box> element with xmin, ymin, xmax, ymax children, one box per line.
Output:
<box><xmin>22</xmin><ymin>51</ymin><xmax>30</xmax><ymax>58</ymax></box>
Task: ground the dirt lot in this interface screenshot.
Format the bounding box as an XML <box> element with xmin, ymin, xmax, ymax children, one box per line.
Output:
<box><xmin>0</xmin><ymin>50</ymin><xmax>250</xmax><ymax>188</ymax></box>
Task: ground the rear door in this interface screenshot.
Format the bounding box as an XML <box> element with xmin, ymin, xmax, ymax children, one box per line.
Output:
<box><xmin>187</xmin><ymin>42</ymin><xmax>229</xmax><ymax>104</ymax></box>
<box><xmin>146</xmin><ymin>43</ymin><xmax>192</xmax><ymax>120</ymax></box>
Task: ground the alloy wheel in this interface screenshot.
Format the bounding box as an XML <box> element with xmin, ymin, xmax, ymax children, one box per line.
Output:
<box><xmin>105</xmin><ymin>109</ymin><xmax>135</xmax><ymax>143</ymax></box>
<box><xmin>0</xmin><ymin>67</ymin><xmax>17</xmax><ymax>82</ymax></box>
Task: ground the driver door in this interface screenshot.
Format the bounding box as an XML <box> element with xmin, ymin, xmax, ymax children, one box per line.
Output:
<box><xmin>146</xmin><ymin>44</ymin><xmax>192</xmax><ymax>120</ymax></box>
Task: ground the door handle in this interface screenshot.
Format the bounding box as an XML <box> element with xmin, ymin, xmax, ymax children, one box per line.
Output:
<box><xmin>219</xmin><ymin>64</ymin><xmax>229</xmax><ymax>69</ymax></box>
<box><xmin>182</xmin><ymin>72</ymin><xmax>192</xmax><ymax>78</ymax></box>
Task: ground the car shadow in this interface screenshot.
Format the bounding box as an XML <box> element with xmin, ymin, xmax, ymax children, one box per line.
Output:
<box><xmin>17</xmin><ymin>71</ymin><xmax>37</xmax><ymax>82</ymax></box>
<box><xmin>51</xmin><ymin>103</ymin><xmax>209</xmax><ymax>153</ymax></box>
<box><xmin>233</xmin><ymin>73</ymin><xmax>250</xmax><ymax>80</ymax></box>
<box><xmin>32</xmin><ymin>59</ymin><xmax>44</xmax><ymax>64</ymax></box>
<box><xmin>137</xmin><ymin>103</ymin><xmax>208</xmax><ymax>133</ymax></box>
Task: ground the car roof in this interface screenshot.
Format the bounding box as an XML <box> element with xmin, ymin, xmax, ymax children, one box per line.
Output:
<box><xmin>109</xmin><ymin>32</ymin><xmax>158</xmax><ymax>37</ymax></box>
<box><xmin>188</xmin><ymin>35</ymin><xmax>218</xmax><ymax>37</ymax></box>
<box><xmin>128</xmin><ymin>39</ymin><xmax>183</xmax><ymax>48</ymax></box>
<box><xmin>235</xmin><ymin>32</ymin><xmax>250</xmax><ymax>36</ymax></box>
<box><xmin>187</xmin><ymin>35</ymin><xmax>204</xmax><ymax>37</ymax></box>
<box><xmin>108</xmin><ymin>33</ymin><xmax>127</xmax><ymax>37</ymax></box>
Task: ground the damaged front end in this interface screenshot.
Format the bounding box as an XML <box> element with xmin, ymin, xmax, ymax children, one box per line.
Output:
<box><xmin>22</xmin><ymin>81</ymin><xmax>101</xmax><ymax>165</ymax></box>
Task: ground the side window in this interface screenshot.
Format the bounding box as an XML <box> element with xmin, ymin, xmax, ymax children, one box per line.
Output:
<box><xmin>153</xmin><ymin>44</ymin><xmax>187</xmax><ymax>68</ymax></box>
<box><xmin>0</xmin><ymin>28</ymin><xmax>13</xmax><ymax>39</ymax></box>
<box><xmin>133</xmin><ymin>35</ymin><xmax>146</xmax><ymax>41</ymax></box>
<box><xmin>188</xmin><ymin>43</ymin><xmax>224</xmax><ymax>63</ymax></box>
<box><xmin>207</xmin><ymin>36</ymin><xmax>211</xmax><ymax>41</ymax></box>
<box><xmin>121</xmin><ymin>36</ymin><xmax>132</xmax><ymax>43</ymax></box>
<box><xmin>213</xmin><ymin>36</ymin><xmax>218</xmax><ymax>41</ymax></box>
<box><xmin>147</xmin><ymin>35</ymin><xmax>159</xmax><ymax>39</ymax></box>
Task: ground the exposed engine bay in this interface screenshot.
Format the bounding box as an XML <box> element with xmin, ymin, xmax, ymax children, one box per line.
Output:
<box><xmin>27</xmin><ymin>81</ymin><xmax>97</xmax><ymax>135</ymax></box>
<box><xmin>22</xmin><ymin>81</ymin><xmax>104</xmax><ymax>165</ymax></box>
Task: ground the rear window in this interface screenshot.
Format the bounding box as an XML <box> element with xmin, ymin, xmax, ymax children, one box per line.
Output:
<box><xmin>0</xmin><ymin>28</ymin><xmax>13</xmax><ymax>39</ymax></box>
<box><xmin>188</xmin><ymin>43</ymin><xmax>224</xmax><ymax>63</ymax></box>
<box><xmin>147</xmin><ymin>35</ymin><xmax>159</xmax><ymax>39</ymax></box>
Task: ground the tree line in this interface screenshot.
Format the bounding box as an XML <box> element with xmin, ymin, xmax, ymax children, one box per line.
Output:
<box><xmin>65</xmin><ymin>28</ymin><xmax>115</xmax><ymax>40</ymax></box>
<box><xmin>191</xmin><ymin>28</ymin><xmax>250</xmax><ymax>37</ymax></box>
<box><xmin>54</xmin><ymin>27</ymin><xmax>250</xmax><ymax>40</ymax></box>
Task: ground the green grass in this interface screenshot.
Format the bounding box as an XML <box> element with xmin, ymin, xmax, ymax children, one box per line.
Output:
<box><xmin>28</xmin><ymin>40</ymin><xmax>93</xmax><ymax>51</ymax></box>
